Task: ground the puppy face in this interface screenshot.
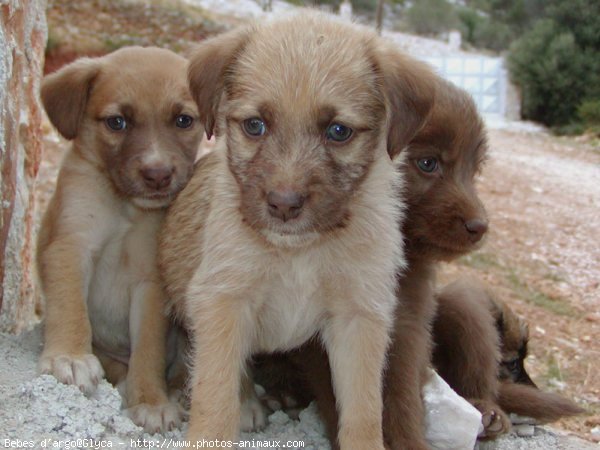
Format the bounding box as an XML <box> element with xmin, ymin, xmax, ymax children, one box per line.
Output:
<box><xmin>493</xmin><ymin>301</ymin><xmax>536</xmax><ymax>386</ymax></box>
<box><xmin>403</xmin><ymin>80</ymin><xmax>488</xmax><ymax>260</ymax></box>
<box><xmin>42</xmin><ymin>47</ymin><xmax>202</xmax><ymax>209</ymax></box>
<box><xmin>188</xmin><ymin>14</ymin><xmax>435</xmax><ymax>245</ymax></box>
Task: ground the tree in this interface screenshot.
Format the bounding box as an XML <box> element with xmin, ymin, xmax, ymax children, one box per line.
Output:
<box><xmin>508</xmin><ymin>20</ymin><xmax>589</xmax><ymax>126</ymax></box>
<box><xmin>405</xmin><ymin>0</ymin><xmax>460</xmax><ymax>36</ymax></box>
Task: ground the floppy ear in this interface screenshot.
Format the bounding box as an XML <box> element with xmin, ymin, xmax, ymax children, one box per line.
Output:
<box><xmin>188</xmin><ymin>28</ymin><xmax>249</xmax><ymax>139</ymax></box>
<box><xmin>375</xmin><ymin>43</ymin><xmax>437</xmax><ymax>158</ymax></box>
<box><xmin>41</xmin><ymin>58</ymin><xmax>101</xmax><ymax>140</ymax></box>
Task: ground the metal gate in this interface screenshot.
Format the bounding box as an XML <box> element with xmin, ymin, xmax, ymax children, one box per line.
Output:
<box><xmin>421</xmin><ymin>56</ymin><xmax>507</xmax><ymax>118</ymax></box>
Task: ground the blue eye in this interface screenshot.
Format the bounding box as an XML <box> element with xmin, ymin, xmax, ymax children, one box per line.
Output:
<box><xmin>175</xmin><ymin>114</ymin><xmax>194</xmax><ymax>129</ymax></box>
<box><xmin>242</xmin><ymin>118</ymin><xmax>266</xmax><ymax>137</ymax></box>
<box><xmin>417</xmin><ymin>157</ymin><xmax>438</xmax><ymax>173</ymax></box>
<box><xmin>326</xmin><ymin>123</ymin><xmax>353</xmax><ymax>142</ymax></box>
<box><xmin>105</xmin><ymin>116</ymin><xmax>126</xmax><ymax>131</ymax></box>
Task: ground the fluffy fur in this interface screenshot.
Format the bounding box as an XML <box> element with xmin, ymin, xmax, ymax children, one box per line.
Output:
<box><xmin>433</xmin><ymin>278</ymin><xmax>584</xmax><ymax>426</ymax></box>
<box><xmin>253</xmin><ymin>78</ymin><xmax>490</xmax><ymax>449</ymax></box>
<box><xmin>37</xmin><ymin>47</ymin><xmax>202</xmax><ymax>432</ymax></box>
<box><xmin>158</xmin><ymin>13</ymin><xmax>436</xmax><ymax>449</ymax></box>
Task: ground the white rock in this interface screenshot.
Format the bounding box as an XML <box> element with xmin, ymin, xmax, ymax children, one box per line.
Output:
<box><xmin>514</xmin><ymin>424</ymin><xmax>536</xmax><ymax>437</ymax></box>
<box><xmin>423</xmin><ymin>369</ymin><xmax>483</xmax><ymax>450</ymax></box>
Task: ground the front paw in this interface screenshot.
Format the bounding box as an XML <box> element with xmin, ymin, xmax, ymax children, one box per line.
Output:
<box><xmin>38</xmin><ymin>353</ymin><xmax>104</xmax><ymax>395</ymax></box>
<box><xmin>473</xmin><ymin>400</ymin><xmax>511</xmax><ymax>439</ymax></box>
<box><xmin>126</xmin><ymin>402</ymin><xmax>183</xmax><ymax>434</ymax></box>
<box><xmin>240</xmin><ymin>394</ymin><xmax>267</xmax><ymax>432</ymax></box>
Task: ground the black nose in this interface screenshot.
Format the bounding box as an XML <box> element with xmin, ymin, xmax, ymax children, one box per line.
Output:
<box><xmin>140</xmin><ymin>166</ymin><xmax>173</xmax><ymax>190</ymax></box>
<box><xmin>267</xmin><ymin>190</ymin><xmax>305</xmax><ymax>222</ymax></box>
<box><xmin>464</xmin><ymin>218</ymin><xmax>488</xmax><ymax>242</ymax></box>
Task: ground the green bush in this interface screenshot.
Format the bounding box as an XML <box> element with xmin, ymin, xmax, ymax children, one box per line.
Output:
<box><xmin>508</xmin><ymin>19</ymin><xmax>590</xmax><ymax>127</ymax></box>
<box><xmin>579</xmin><ymin>100</ymin><xmax>600</xmax><ymax>124</ymax></box>
<box><xmin>405</xmin><ymin>0</ymin><xmax>460</xmax><ymax>36</ymax></box>
<box><xmin>578</xmin><ymin>100</ymin><xmax>600</xmax><ymax>134</ymax></box>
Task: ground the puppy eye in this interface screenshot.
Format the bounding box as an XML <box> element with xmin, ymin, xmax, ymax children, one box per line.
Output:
<box><xmin>416</xmin><ymin>157</ymin><xmax>438</xmax><ymax>173</ymax></box>
<box><xmin>326</xmin><ymin>123</ymin><xmax>353</xmax><ymax>142</ymax></box>
<box><xmin>242</xmin><ymin>118</ymin><xmax>266</xmax><ymax>137</ymax></box>
<box><xmin>105</xmin><ymin>116</ymin><xmax>127</xmax><ymax>131</ymax></box>
<box><xmin>503</xmin><ymin>359</ymin><xmax>519</xmax><ymax>372</ymax></box>
<box><xmin>175</xmin><ymin>114</ymin><xmax>194</xmax><ymax>129</ymax></box>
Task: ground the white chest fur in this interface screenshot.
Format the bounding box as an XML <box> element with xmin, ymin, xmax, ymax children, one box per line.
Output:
<box><xmin>253</xmin><ymin>249</ymin><xmax>326</xmax><ymax>352</ymax></box>
<box><xmin>87</xmin><ymin>205</ymin><xmax>161</xmax><ymax>359</ymax></box>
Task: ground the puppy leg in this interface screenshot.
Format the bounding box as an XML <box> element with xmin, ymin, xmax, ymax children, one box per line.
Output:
<box><xmin>38</xmin><ymin>240</ymin><xmax>104</xmax><ymax>394</ymax></box>
<box><xmin>323</xmin><ymin>314</ymin><xmax>390</xmax><ymax>450</ymax></box>
<box><xmin>186</xmin><ymin>296</ymin><xmax>251</xmax><ymax>444</ymax></box>
<box><xmin>125</xmin><ymin>281</ymin><xmax>182</xmax><ymax>433</ymax></box>
<box><xmin>384</xmin><ymin>264</ymin><xmax>436</xmax><ymax>450</ymax></box>
<box><xmin>433</xmin><ymin>282</ymin><xmax>510</xmax><ymax>439</ymax></box>
<box><xmin>94</xmin><ymin>349</ymin><xmax>128</xmax><ymax>386</ymax></box>
<box><xmin>240</xmin><ymin>371</ymin><xmax>267</xmax><ymax>432</ymax></box>
<box><xmin>383</xmin><ymin>318</ymin><xmax>432</xmax><ymax>450</ymax></box>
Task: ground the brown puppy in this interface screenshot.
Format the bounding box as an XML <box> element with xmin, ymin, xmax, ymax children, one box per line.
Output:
<box><xmin>433</xmin><ymin>278</ymin><xmax>584</xmax><ymax>426</ymax></box>
<box><xmin>253</xmin><ymin>78</ymin><xmax>491</xmax><ymax>449</ymax></box>
<box><xmin>37</xmin><ymin>47</ymin><xmax>202</xmax><ymax>432</ymax></box>
<box><xmin>158</xmin><ymin>13</ymin><xmax>436</xmax><ymax>449</ymax></box>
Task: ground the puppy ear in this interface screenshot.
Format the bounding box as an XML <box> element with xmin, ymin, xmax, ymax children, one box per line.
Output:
<box><xmin>188</xmin><ymin>28</ymin><xmax>249</xmax><ymax>139</ymax></box>
<box><xmin>41</xmin><ymin>58</ymin><xmax>100</xmax><ymax>140</ymax></box>
<box><xmin>376</xmin><ymin>44</ymin><xmax>437</xmax><ymax>158</ymax></box>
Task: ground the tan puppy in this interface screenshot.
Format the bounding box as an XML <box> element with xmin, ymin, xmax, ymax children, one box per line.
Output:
<box><xmin>37</xmin><ymin>47</ymin><xmax>202</xmax><ymax>432</ymax></box>
<box><xmin>158</xmin><ymin>13</ymin><xmax>436</xmax><ymax>449</ymax></box>
<box><xmin>254</xmin><ymin>79</ymin><xmax>491</xmax><ymax>449</ymax></box>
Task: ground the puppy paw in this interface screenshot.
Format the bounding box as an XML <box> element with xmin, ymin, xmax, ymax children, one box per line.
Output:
<box><xmin>473</xmin><ymin>400</ymin><xmax>511</xmax><ymax>439</ymax></box>
<box><xmin>38</xmin><ymin>353</ymin><xmax>104</xmax><ymax>395</ymax></box>
<box><xmin>126</xmin><ymin>402</ymin><xmax>183</xmax><ymax>434</ymax></box>
<box><xmin>240</xmin><ymin>395</ymin><xmax>267</xmax><ymax>432</ymax></box>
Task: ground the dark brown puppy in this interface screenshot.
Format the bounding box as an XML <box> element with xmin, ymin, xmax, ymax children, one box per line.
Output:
<box><xmin>254</xmin><ymin>79</ymin><xmax>490</xmax><ymax>450</ymax></box>
<box><xmin>432</xmin><ymin>279</ymin><xmax>510</xmax><ymax>439</ymax></box>
<box><xmin>433</xmin><ymin>278</ymin><xmax>584</xmax><ymax>426</ymax></box>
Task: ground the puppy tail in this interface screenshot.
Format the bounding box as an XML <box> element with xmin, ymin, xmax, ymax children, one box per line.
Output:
<box><xmin>497</xmin><ymin>382</ymin><xmax>585</xmax><ymax>423</ymax></box>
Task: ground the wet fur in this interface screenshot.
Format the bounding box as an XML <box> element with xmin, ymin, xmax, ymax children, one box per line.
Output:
<box><xmin>254</xmin><ymin>78</ymin><xmax>491</xmax><ymax>449</ymax></box>
<box><xmin>37</xmin><ymin>47</ymin><xmax>202</xmax><ymax>432</ymax></box>
<box><xmin>158</xmin><ymin>13</ymin><xmax>437</xmax><ymax>450</ymax></box>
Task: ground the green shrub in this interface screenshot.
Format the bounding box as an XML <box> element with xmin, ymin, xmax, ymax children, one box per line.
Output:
<box><xmin>405</xmin><ymin>0</ymin><xmax>460</xmax><ymax>36</ymax></box>
<box><xmin>578</xmin><ymin>100</ymin><xmax>600</xmax><ymax>125</ymax></box>
<box><xmin>508</xmin><ymin>20</ymin><xmax>590</xmax><ymax>127</ymax></box>
<box><xmin>578</xmin><ymin>100</ymin><xmax>600</xmax><ymax>135</ymax></box>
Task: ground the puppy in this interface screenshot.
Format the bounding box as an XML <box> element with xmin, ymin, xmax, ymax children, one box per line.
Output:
<box><xmin>37</xmin><ymin>47</ymin><xmax>202</xmax><ymax>432</ymax></box>
<box><xmin>433</xmin><ymin>278</ymin><xmax>584</xmax><ymax>426</ymax></box>
<box><xmin>158</xmin><ymin>13</ymin><xmax>436</xmax><ymax>449</ymax></box>
<box><xmin>253</xmin><ymin>78</ymin><xmax>491</xmax><ymax>449</ymax></box>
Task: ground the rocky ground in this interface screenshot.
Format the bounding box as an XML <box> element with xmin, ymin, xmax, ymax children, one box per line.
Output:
<box><xmin>26</xmin><ymin>0</ymin><xmax>600</xmax><ymax>445</ymax></box>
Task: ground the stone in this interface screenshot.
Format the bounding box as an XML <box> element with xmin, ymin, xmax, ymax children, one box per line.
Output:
<box><xmin>0</xmin><ymin>0</ymin><xmax>48</xmax><ymax>333</ymax></box>
<box><xmin>423</xmin><ymin>369</ymin><xmax>483</xmax><ymax>450</ymax></box>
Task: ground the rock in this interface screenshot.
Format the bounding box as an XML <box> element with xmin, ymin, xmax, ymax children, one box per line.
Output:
<box><xmin>0</xmin><ymin>0</ymin><xmax>47</xmax><ymax>333</ymax></box>
<box><xmin>423</xmin><ymin>369</ymin><xmax>483</xmax><ymax>450</ymax></box>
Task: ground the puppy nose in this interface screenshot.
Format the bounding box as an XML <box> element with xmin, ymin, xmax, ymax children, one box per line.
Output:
<box><xmin>464</xmin><ymin>218</ymin><xmax>488</xmax><ymax>242</ymax></box>
<box><xmin>267</xmin><ymin>190</ymin><xmax>305</xmax><ymax>222</ymax></box>
<box><xmin>140</xmin><ymin>166</ymin><xmax>173</xmax><ymax>190</ymax></box>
